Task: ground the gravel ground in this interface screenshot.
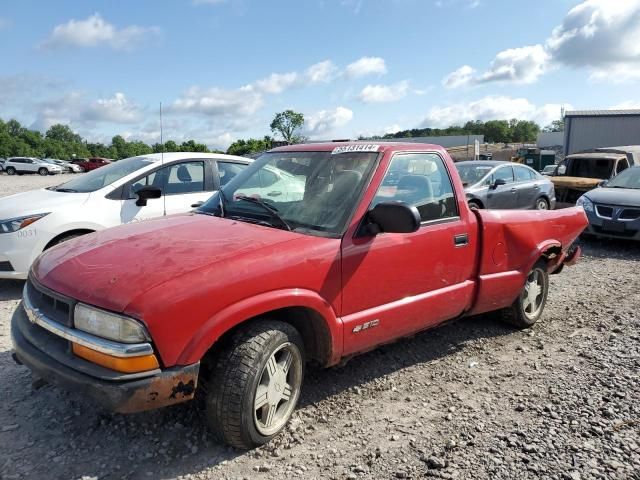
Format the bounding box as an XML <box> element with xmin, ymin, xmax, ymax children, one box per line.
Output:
<box><xmin>0</xmin><ymin>172</ymin><xmax>78</xmax><ymax>198</ymax></box>
<box><xmin>0</xmin><ymin>173</ymin><xmax>638</xmax><ymax>480</ymax></box>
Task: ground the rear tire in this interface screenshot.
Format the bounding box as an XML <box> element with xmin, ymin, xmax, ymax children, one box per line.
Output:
<box><xmin>468</xmin><ymin>200</ymin><xmax>483</xmax><ymax>210</ymax></box>
<box><xmin>38</xmin><ymin>168</ymin><xmax>49</xmax><ymax>176</ymax></box>
<box><xmin>500</xmin><ymin>260</ymin><xmax>549</xmax><ymax>329</ymax></box>
<box><xmin>204</xmin><ymin>320</ymin><xmax>305</xmax><ymax>449</ymax></box>
<box><xmin>6</xmin><ymin>167</ymin><xmax>16</xmax><ymax>175</ymax></box>
<box><xmin>535</xmin><ymin>197</ymin><xmax>549</xmax><ymax>210</ymax></box>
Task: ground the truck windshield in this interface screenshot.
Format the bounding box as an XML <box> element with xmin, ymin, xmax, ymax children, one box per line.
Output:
<box><xmin>49</xmin><ymin>156</ymin><xmax>154</xmax><ymax>193</ymax></box>
<box><xmin>198</xmin><ymin>151</ymin><xmax>379</xmax><ymax>236</ymax></box>
<box><xmin>606</xmin><ymin>167</ymin><xmax>640</xmax><ymax>189</ymax></box>
<box><xmin>566</xmin><ymin>158</ymin><xmax>615</xmax><ymax>179</ymax></box>
<box><xmin>455</xmin><ymin>164</ymin><xmax>493</xmax><ymax>186</ymax></box>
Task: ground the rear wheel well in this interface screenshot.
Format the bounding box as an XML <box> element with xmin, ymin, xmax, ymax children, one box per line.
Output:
<box><xmin>468</xmin><ymin>199</ymin><xmax>484</xmax><ymax>209</ymax></box>
<box><xmin>201</xmin><ymin>307</ymin><xmax>332</xmax><ymax>370</ymax></box>
<box><xmin>44</xmin><ymin>229</ymin><xmax>95</xmax><ymax>250</ymax></box>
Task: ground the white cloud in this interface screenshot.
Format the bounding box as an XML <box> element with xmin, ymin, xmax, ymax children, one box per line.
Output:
<box><xmin>358</xmin><ymin>80</ymin><xmax>409</xmax><ymax>103</ymax></box>
<box><xmin>171</xmin><ymin>85</ymin><xmax>264</xmax><ymax>118</ymax></box>
<box><xmin>421</xmin><ymin>95</ymin><xmax>569</xmax><ymax>128</ymax></box>
<box><xmin>306</xmin><ymin>60</ymin><xmax>338</xmax><ymax>83</ymax></box>
<box><xmin>444</xmin><ymin>0</ymin><xmax>640</xmax><ymax>87</ymax></box>
<box><xmin>435</xmin><ymin>0</ymin><xmax>481</xmax><ymax>9</ymax></box>
<box><xmin>305</xmin><ymin>106</ymin><xmax>354</xmax><ymax>137</ymax></box>
<box><xmin>40</xmin><ymin>13</ymin><xmax>159</xmax><ymax>51</ymax></box>
<box><xmin>444</xmin><ymin>45</ymin><xmax>549</xmax><ymax>88</ymax></box>
<box><xmin>32</xmin><ymin>92</ymin><xmax>145</xmax><ymax>131</ymax></box>
<box><xmin>344</xmin><ymin>56</ymin><xmax>387</xmax><ymax>78</ymax></box>
<box><xmin>192</xmin><ymin>0</ymin><xmax>226</xmax><ymax>4</ymax></box>
<box><xmin>442</xmin><ymin>65</ymin><xmax>476</xmax><ymax>89</ymax></box>
<box><xmin>253</xmin><ymin>72</ymin><xmax>300</xmax><ymax>94</ymax></box>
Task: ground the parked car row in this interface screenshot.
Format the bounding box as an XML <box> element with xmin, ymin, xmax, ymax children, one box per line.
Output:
<box><xmin>0</xmin><ymin>156</ymin><xmax>112</xmax><ymax>175</ymax></box>
<box><xmin>5</xmin><ymin>144</ymin><xmax>587</xmax><ymax>450</ymax></box>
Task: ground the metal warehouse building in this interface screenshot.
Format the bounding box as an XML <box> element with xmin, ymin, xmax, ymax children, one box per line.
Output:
<box><xmin>564</xmin><ymin>110</ymin><xmax>640</xmax><ymax>155</ymax></box>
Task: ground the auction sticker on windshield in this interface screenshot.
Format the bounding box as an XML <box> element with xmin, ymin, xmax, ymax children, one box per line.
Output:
<box><xmin>332</xmin><ymin>144</ymin><xmax>380</xmax><ymax>154</ymax></box>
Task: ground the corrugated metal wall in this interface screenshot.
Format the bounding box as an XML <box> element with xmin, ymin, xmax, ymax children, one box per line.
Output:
<box><xmin>565</xmin><ymin>115</ymin><xmax>640</xmax><ymax>154</ymax></box>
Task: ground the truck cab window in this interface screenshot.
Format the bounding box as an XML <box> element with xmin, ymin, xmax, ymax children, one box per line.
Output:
<box><xmin>373</xmin><ymin>153</ymin><xmax>458</xmax><ymax>222</ymax></box>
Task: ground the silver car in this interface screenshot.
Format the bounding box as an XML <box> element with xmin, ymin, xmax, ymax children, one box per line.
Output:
<box><xmin>455</xmin><ymin>161</ymin><xmax>556</xmax><ymax>210</ymax></box>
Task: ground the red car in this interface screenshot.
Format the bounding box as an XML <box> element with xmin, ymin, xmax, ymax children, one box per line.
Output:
<box><xmin>70</xmin><ymin>157</ymin><xmax>111</xmax><ymax>172</ymax></box>
<box><xmin>12</xmin><ymin>142</ymin><xmax>587</xmax><ymax>449</ymax></box>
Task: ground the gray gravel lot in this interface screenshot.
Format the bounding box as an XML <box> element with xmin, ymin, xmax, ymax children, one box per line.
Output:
<box><xmin>0</xmin><ymin>173</ymin><xmax>638</xmax><ymax>480</ymax></box>
<box><xmin>0</xmin><ymin>172</ymin><xmax>77</xmax><ymax>198</ymax></box>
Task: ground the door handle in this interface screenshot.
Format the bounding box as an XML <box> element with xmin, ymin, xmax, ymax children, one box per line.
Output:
<box><xmin>533</xmin><ymin>184</ymin><xmax>540</xmax><ymax>189</ymax></box>
<box><xmin>267</xmin><ymin>191</ymin><xmax>282</xmax><ymax>197</ymax></box>
<box><xmin>510</xmin><ymin>188</ymin><xmax>517</xmax><ymax>193</ymax></box>
<box><xmin>454</xmin><ymin>233</ymin><xmax>469</xmax><ymax>247</ymax></box>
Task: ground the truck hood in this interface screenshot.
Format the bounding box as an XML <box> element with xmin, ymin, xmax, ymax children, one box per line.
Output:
<box><xmin>585</xmin><ymin>187</ymin><xmax>640</xmax><ymax>207</ymax></box>
<box><xmin>32</xmin><ymin>214</ymin><xmax>302</xmax><ymax>312</ymax></box>
<box><xmin>0</xmin><ymin>188</ymin><xmax>90</xmax><ymax>219</ymax></box>
<box><xmin>550</xmin><ymin>176</ymin><xmax>602</xmax><ymax>190</ymax></box>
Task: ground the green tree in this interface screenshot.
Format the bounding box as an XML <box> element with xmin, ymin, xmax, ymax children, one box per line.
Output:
<box><xmin>270</xmin><ymin>110</ymin><xmax>305</xmax><ymax>144</ymax></box>
<box><xmin>483</xmin><ymin>120</ymin><xmax>511</xmax><ymax>143</ymax></box>
<box><xmin>509</xmin><ymin>120</ymin><xmax>540</xmax><ymax>143</ymax></box>
<box><xmin>45</xmin><ymin>124</ymin><xmax>83</xmax><ymax>144</ymax></box>
<box><xmin>164</xmin><ymin>140</ymin><xmax>178</xmax><ymax>152</ymax></box>
<box><xmin>543</xmin><ymin>119</ymin><xmax>564</xmax><ymax>133</ymax></box>
<box><xmin>226</xmin><ymin>136</ymin><xmax>271</xmax><ymax>156</ymax></box>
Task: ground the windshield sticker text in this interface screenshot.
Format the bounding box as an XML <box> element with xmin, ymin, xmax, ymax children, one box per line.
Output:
<box><xmin>332</xmin><ymin>144</ymin><xmax>380</xmax><ymax>155</ymax></box>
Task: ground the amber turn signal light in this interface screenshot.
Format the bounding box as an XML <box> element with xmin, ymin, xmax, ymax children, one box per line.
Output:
<box><xmin>72</xmin><ymin>343</ymin><xmax>160</xmax><ymax>373</ymax></box>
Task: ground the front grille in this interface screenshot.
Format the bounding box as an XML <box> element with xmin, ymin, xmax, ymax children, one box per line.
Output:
<box><xmin>620</xmin><ymin>208</ymin><xmax>640</xmax><ymax>221</ymax></box>
<box><xmin>0</xmin><ymin>261</ymin><xmax>13</xmax><ymax>272</ymax></box>
<box><xmin>596</xmin><ymin>205</ymin><xmax>613</xmax><ymax>218</ymax></box>
<box><xmin>26</xmin><ymin>278</ymin><xmax>74</xmax><ymax>327</ymax></box>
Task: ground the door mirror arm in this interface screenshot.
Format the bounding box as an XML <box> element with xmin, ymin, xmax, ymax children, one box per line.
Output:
<box><xmin>490</xmin><ymin>178</ymin><xmax>507</xmax><ymax>190</ymax></box>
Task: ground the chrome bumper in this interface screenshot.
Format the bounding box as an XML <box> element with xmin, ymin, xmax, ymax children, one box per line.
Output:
<box><xmin>22</xmin><ymin>283</ymin><xmax>153</xmax><ymax>358</ymax></box>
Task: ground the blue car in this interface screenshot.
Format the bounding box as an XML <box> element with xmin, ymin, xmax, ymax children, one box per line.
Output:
<box><xmin>577</xmin><ymin>166</ymin><xmax>640</xmax><ymax>240</ymax></box>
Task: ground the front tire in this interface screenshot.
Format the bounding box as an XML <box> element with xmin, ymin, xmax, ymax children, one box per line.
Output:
<box><xmin>38</xmin><ymin>168</ymin><xmax>49</xmax><ymax>176</ymax></box>
<box><xmin>468</xmin><ymin>200</ymin><xmax>483</xmax><ymax>210</ymax></box>
<box><xmin>204</xmin><ymin>320</ymin><xmax>305</xmax><ymax>449</ymax></box>
<box><xmin>500</xmin><ymin>260</ymin><xmax>549</xmax><ymax>329</ymax></box>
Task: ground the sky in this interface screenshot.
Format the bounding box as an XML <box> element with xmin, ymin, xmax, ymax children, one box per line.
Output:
<box><xmin>1</xmin><ymin>0</ymin><xmax>640</xmax><ymax>150</ymax></box>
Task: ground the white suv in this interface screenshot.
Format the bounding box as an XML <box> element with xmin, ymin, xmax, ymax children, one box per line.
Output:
<box><xmin>4</xmin><ymin>157</ymin><xmax>63</xmax><ymax>176</ymax></box>
<box><xmin>0</xmin><ymin>152</ymin><xmax>250</xmax><ymax>279</ymax></box>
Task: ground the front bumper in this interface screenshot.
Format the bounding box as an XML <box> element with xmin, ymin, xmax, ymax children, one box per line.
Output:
<box><xmin>0</xmin><ymin>231</ymin><xmax>40</xmax><ymax>279</ymax></box>
<box><xmin>583</xmin><ymin>210</ymin><xmax>640</xmax><ymax>241</ymax></box>
<box><xmin>11</xmin><ymin>303</ymin><xmax>199</xmax><ymax>413</ymax></box>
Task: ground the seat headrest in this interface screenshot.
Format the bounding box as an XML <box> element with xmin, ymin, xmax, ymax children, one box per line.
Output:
<box><xmin>177</xmin><ymin>165</ymin><xmax>192</xmax><ymax>182</ymax></box>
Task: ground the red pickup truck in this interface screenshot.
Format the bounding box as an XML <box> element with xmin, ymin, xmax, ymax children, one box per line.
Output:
<box><xmin>12</xmin><ymin>142</ymin><xmax>587</xmax><ymax>449</ymax></box>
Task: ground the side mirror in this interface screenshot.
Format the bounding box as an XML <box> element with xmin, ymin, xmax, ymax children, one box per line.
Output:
<box><xmin>557</xmin><ymin>164</ymin><xmax>567</xmax><ymax>175</ymax></box>
<box><xmin>362</xmin><ymin>201</ymin><xmax>421</xmax><ymax>236</ymax></box>
<box><xmin>135</xmin><ymin>185</ymin><xmax>162</xmax><ymax>207</ymax></box>
<box><xmin>598</xmin><ymin>180</ymin><xmax>608</xmax><ymax>188</ymax></box>
<box><xmin>490</xmin><ymin>178</ymin><xmax>506</xmax><ymax>190</ymax></box>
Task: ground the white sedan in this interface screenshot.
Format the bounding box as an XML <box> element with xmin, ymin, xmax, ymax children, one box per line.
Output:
<box><xmin>0</xmin><ymin>152</ymin><xmax>250</xmax><ymax>279</ymax></box>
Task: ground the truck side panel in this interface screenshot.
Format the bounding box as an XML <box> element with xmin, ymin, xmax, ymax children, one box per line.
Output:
<box><xmin>468</xmin><ymin>207</ymin><xmax>587</xmax><ymax>316</ymax></box>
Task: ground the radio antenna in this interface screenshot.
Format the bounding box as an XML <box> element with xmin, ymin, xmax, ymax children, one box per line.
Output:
<box><xmin>160</xmin><ymin>101</ymin><xmax>166</xmax><ymax>215</ymax></box>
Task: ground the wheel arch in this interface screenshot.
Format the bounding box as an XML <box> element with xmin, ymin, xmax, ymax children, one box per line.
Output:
<box><xmin>43</xmin><ymin>228</ymin><xmax>96</xmax><ymax>250</ymax></box>
<box><xmin>177</xmin><ymin>290</ymin><xmax>343</xmax><ymax>368</ymax></box>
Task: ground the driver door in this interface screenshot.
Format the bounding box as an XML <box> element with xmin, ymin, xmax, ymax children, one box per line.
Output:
<box><xmin>486</xmin><ymin>165</ymin><xmax>517</xmax><ymax>209</ymax></box>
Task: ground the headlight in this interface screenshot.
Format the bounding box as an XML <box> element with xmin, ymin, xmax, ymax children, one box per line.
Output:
<box><xmin>0</xmin><ymin>213</ymin><xmax>49</xmax><ymax>234</ymax></box>
<box><xmin>576</xmin><ymin>195</ymin><xmax>594</xmax><ymax>212</ymax></box>
<box><xmin>74</xmin><ymin>303</ymin><xmax>150</xmax><ymax>343</ymax></box>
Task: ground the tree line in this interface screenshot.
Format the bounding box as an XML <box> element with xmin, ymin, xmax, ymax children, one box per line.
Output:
<box><xmin>0</xmin><ymin>118</ymin><xmax>218</xmax><ymax>160</ymax></box>
<box><xmin>0</xmin><ymin>112</ymin><xmax>563</xmax><ymax>161</ymax></box>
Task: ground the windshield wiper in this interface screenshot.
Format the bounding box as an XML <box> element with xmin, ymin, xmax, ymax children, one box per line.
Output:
<box><xmin>234</xmin><ymin>196</ymin><xmax>292</xmax><ymax>231</ymax></box>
